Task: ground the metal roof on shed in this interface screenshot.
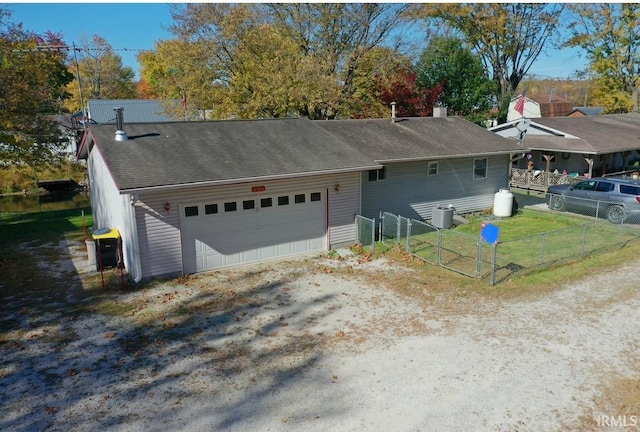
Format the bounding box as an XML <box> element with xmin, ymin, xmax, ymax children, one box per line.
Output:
<box><xmin>88</xmin><ymin>99</ymin><xmax>174</xmax><ymax>123</ymax></box>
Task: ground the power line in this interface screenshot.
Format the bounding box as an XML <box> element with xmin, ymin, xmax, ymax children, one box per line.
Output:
<box><xmin>11</xmin><ymin>45</ymin><xmax>147</xmax><ymax>53</ymax></box>
<box><xmin>10</xmin><ymin>43</ymin><xmax>150</xmax><ymax>118</ymax></box>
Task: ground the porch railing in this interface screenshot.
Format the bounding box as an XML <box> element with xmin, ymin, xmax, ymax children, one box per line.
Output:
<box><xmin>509</xmin><ymin>168</ymin><xmax>585</xmax><ymax>191</ymax></box>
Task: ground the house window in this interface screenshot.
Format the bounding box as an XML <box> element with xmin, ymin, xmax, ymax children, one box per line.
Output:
<box><xmin>474</xmin><ymin>158</ymin><xmax>488</xmax><ymax>180</ymax></box>
<box><xmin>295</xmin><ymin>194</ymin><xmax>305</xmax><ymax>204</ymax></box>
<box><xmin>261</xmin><ymin>197</ymin><xmax>273</xmax><ymax>208</ymax></box>
<box><xmin>204</xmin><ymin>204</ymin><xmax>218</xmax><ymax>215</ymax></box>
<box><xmin>224</xmin><ymin>202</ymin><xmax>237</xmax><ymax>212</ymax></box>
<box><xmin>310</xmin><ymin>192</ymin><xmax>321</xmax><ymax>202</ymax></box>
<box><xmin>427</xmin><ymin>161</ymin><xmax>439</xmax><ymax>176</ymax></box>
<box><xmin>368</xmin><ymin>167</ymin><xmax>387</xmax><ymax>182</ymax></box>
<box><xmin>184</xmin><ymin>206</ymin><xmax>199</xmax><ymax>217</ymax></box>
<box><xmin>243</xmin><ymin>200</ymin><xmax>255</xmax><ymax>210</ymax></box>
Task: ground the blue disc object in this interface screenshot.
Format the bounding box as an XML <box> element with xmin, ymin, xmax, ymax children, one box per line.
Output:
<box><xmin>481</xmin><ymin>223</ymin><xmax>500</xmax><ymax>245</ymax></box>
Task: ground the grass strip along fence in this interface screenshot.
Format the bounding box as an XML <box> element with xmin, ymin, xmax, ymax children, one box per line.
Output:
<box><xmin>379</xmin><ymin>209</ymin><xmax>640</xmax><ymax>285</ymax></box>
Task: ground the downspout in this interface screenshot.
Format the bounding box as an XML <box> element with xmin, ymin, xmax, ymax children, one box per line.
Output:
<box><xmin>127</xmin><ymin>193</ymin><xmax>143</xmax><ymax>283</ymax></box>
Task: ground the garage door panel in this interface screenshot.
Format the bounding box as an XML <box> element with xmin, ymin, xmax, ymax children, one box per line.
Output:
<box><xmin>261</xmin><ymin>245</ymin><xmax>277</xmax><ymax>260</ymax></box>
<box><xmin>182</xmin><ymin>191</ymin><xmax>326</xmax><ymax>273</ymax></box>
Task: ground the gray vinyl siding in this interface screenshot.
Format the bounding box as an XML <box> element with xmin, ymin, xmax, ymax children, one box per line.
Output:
<box><xmin>133</xmin><ymin>172</ymin><xmax>361</xmax><ymax>280</ymax></box>
<box><xmin>361</xmin><ymin>155</ymin><xmax>511</xmax><ymax>221</ymax></box>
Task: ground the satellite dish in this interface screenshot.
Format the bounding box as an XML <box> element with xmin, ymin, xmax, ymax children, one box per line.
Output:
<box><xmin>515</xmin><ymin>118</ymin><xmax>531</xmax><ymax>142</ymax></box>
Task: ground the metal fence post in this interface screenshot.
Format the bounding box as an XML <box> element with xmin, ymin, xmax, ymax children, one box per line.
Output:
<box><xmin>437</xmin><ymin>228</ymin><xmax>442</xmax><ymax>265</ymax></box>
<box><xmin>372</xmin><ymin>217</ymin><xmax>376</xmax><ymax>253</ymax></box>
<box><xmin>476</xmin><ymin>239</ymin><xmax>482</xmax><ymax>278</ymax></box>
<box><xmin>491</xmin><ymin>243</ymin><xmax>497</xmax><ymax>286</ymax></box>
<box><xmin>406</xmin><ymin>219</ymin><xmax>412</xmax><ymax>252</ymax></box>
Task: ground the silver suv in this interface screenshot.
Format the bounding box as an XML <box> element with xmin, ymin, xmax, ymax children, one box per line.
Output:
<box><xmin>547</xmin><ymin>177</ymin><xmax>640</xmax><ymax>224</ymax></box>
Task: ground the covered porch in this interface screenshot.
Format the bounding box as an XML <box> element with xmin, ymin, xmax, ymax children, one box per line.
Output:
<box><xmin>509</xmin><ymin>149</ymin><xmax>640</xmax><ymax>192</ymax></box>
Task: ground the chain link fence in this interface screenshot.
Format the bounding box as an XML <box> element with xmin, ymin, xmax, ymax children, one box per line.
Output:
<box><xmin>355</xmin><ymin>214</ymin><xmax>375</xmax><ymax>252</ymax></box>
<box><xmin>546</xmin><ymin>193</ymin><xmax>640</xmax><ymax>225</ymax></box>
<box><xmin>378</xmin><ymin>209</ymin><xmax>640</xmax><ymax>285</ymax></box>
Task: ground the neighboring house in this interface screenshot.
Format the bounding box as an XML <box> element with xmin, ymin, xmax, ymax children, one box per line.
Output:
<box><xmin>87</xmin><ymin>99</ymin><xmax>176</xmax><ymax>123</ymax></box>
<box><xmin>507</xmin><ymin>94</ymin><xmax>574</xmax><ymax>121</ymax></box>
<box><xmin>78</xmin><ymin>113</ymin><xmax>521</xmax><ymax>282</ymax></box>
<box><xmin>490</xmin><ymin>113</ymin><xmax>640</xmax><ymax>187</ymax></box>
<box><xmin>567</xmin><ymin>107</ymin><xmax>605</xmax><ymax>117</ymax></box>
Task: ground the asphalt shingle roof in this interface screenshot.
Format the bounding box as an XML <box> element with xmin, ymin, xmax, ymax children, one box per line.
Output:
<box><xmin>86</xmin><ymin>117</ymin><xmax>381</xmax><ymax>191</ymax></box>
<box><xmin>314</xmin><ymin>116</ymin><xmax>522</xmax><ymax>162</ymax></box>
<box><xmin>86</xmin><ymin>115</ymin><xmax>525</xmax><ymax>192</ymax></box>
<box><xmin>525</xmin><ymin>113</ymin><xmax>640</xmax><ymax>154</ymax></box>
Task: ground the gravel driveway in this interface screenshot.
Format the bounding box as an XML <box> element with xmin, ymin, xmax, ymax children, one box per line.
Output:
<box><xmin>1</xmin><ymin>240</ymin><xmax>639</xmax><ymax>431</ymax></box>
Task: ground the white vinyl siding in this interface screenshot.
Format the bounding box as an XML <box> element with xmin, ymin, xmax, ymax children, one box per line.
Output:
<box><xmin>133</xmin><ymin>172</ymin><xmax>361</xmax><ymax>279</ymax></box>
<box><xmin>87</xmin><ymin>148</ymin><xmax>141</xmax><ymax>279</ymax></box>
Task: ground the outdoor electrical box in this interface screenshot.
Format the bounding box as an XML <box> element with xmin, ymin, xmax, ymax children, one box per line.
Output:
<box><xmin>92</xmin><ymin>228</ymin><xmax>120</xmax><ymax>271</ymax></box>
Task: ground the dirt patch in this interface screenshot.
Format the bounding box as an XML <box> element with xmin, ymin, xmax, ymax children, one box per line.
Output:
<box><xmin>1</xmin><ymin>239</ymin><xmax>640</xmax><ymax>431</ymax></box>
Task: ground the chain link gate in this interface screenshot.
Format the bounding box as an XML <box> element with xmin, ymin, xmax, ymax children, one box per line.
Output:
<box><xmin>355</xmin><ymin>215</ymin><xmax>375</xmax><ymax>252</ymax></box>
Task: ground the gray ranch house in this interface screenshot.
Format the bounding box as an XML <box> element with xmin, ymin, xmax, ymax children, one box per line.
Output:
<box><xmin>78</xmin><ymin>113</ymin><xmax>521</xmax><ymax>282</ymax></box>
<box><xmin>490</xmin><ymin>113</ymin><xmax>640</xmax><ymax>191</ymax></box>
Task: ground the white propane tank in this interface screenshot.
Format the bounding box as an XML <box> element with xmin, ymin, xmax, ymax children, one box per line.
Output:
<box><xmin>493</xmin><ymin>189</ymin><xmax>514</xmax><ymax>217</ymax></box>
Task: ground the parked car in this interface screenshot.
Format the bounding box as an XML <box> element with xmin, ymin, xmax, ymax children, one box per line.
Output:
<box><xmin>546</xmin><ymin>177</ymin><xmax>640</xmax><ymax>224</ymax></box>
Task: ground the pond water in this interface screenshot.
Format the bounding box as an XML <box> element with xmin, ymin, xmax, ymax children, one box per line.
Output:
<box><xmin>0</xmin><ymin>191</ymin><xmax>90</xmax><ymax>213</ymax></box>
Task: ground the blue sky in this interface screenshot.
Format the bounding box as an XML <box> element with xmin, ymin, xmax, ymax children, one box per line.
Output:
<box><xmin>10</xmin><ymin>3</ymin><xmax>587</xmax><ymax>80</ymax></box>
<box><xmin>10</xmin><ymin>3</ymin><xmax>174</xmax><ymax>79</ymax></box>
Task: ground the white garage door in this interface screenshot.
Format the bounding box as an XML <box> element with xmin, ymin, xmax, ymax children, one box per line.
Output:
<box><xmin>181</xmin><ymin>190</ymin><xmax>326</xmax><ymax>273</ymax></box>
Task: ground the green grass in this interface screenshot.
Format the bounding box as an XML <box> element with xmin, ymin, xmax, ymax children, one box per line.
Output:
<box><xmin>454</xmin><ymin>208</ymin><xmax>587</xmax><ymax>239</ymax></box>
<box><xmin>0</xmin><ymin>207</ymin><xmax>93</xmax><ymax>245</ymax></box>
<box><xmin>399</xmin><ymin>208</ymin><xmax>640</xmax><ymax>284</ymax></box>
<box><xmin>0</xmin><ymin>208</ymin><xmax>93</xmax><ymax>305</ymax></box>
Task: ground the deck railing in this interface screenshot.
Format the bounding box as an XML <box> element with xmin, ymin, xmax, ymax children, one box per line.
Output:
<box><xmin>509</xmin><ymin>168</ymin><xmax>586</xmax><ymax>191</ymax></box>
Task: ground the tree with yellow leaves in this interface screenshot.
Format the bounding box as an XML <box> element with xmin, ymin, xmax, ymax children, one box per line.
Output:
<box><xmin>564</xmin><ymin>3</ymin><xmax>640</xmax><ymax>113</ymax></box>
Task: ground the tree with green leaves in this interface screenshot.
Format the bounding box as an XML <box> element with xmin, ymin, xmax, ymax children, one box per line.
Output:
<box><xmin>413</xmin><ymin>3</ymin><xmax>563</xmax><ymax>122</ymax></box>
<box><xmin>564</xmin><ymin>3</ymin><xmax>640</xmax><ymax>113</ymax></box>
<box><xmin>416</xmin><ymin>36</ymin><xmax>495</xmax><ymax>124</ymax></box>
<box><xmin>0</xmin><ymin>8</ymin><xmax>74</xmax><ymax>175</ymax></box>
